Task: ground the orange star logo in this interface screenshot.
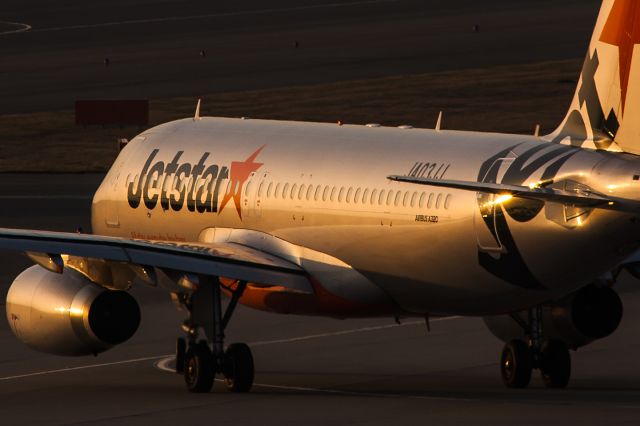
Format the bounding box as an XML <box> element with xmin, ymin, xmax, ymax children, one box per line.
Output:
<box><xmin>600</xmin><ymin>0</ymin><xmax>640</xmax><ymax>115</ymax></box>
<box><xmin>218</xmin><ymin>145</ymin><xmax>265</xmax><ymax>219</ymax></box>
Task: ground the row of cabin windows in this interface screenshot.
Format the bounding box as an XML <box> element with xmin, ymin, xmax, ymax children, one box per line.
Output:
<box><xmin>250</xmin><ymin>181</ymin><xmax>452</xmax><ymax>210</ymax></box>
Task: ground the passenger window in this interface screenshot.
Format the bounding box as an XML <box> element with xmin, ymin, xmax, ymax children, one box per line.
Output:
<box><xmin>290</xmin><ymin>184</ymin><xmax>297</xmax><ymax>199</ymax></box>
<box><xmin>444</xmin><ymin>194</ymin><xmax>451</xmax><ymax>209</ymax></box>
<box><xmin>267</xmin><ymin>182</ymin><xmax>273</xmax><ymax>198</ymax></box>
<box><xmin>427</xmin><ymin>193</ymin><xmax>434</xmax><ymax>208</ymax></box>
<box><xmin>298</xmin><ymin>184</ymin><xmax>306</xmax><ymax>200</ymax></box>
<box><xmin>394</xmin><ymin>191</ymin><xmax>401</xmax><ymax>206</ymax></box>
<box><xmin>378</xmin><ymin>190</ymin><xmax>385</xmax><ymax>205</ymax></box>
<box><xmin>307</xmin><ymin>185</ymin><xmax>314</xmax><ymax>200</ymax></box>
<box><xmin>371</xmin><ymin>189</ymin><xmax>378</xmax><ymax>205</ymax></box>
<box><xmin>362</xmin><ymin>188</ymin><xmax>369</xmax><ymax>204</ymax></box>
<box><xmin>323</xmin><ymin>186</ymin><xmax>329</xmax><ymax>201</ymax></box>
<box><xmin>386</xmin><ymin>190</ymin><xmax>394</xmax><ymax>206</ymax></box>
<box><xmin>338</xmin><ymin>187</ymin><xmax>345</xmax><ymax>202</ymax></box>
<box><xmin>436</xmin><ymin>193</ymin><xmax>442</xmax><ymax>209</ymax></box>
<box><xmin>314</xmin><ymin>185</ymin><xmax>322</xmax><ymax>201</ymax></box>
<box><xmin>330</xmin><ymin>186</ymin><xmax>337</xmax><ymax>202</ymax></box>
<box><xmin>410</xmin><ymin>192</ymin><xmax>417</xmax><ymax>207</ymax></box>
<box><xmin>402</xmin><ymin>191</ymin><xmax>409</xmax><ymax>207</ymax></box>
<box><xmin>418</xmin><ymin>192</ymin><xmax>425</xmax><ymax>208</ymax></box>
<box><xmin>275</xmin><ymin>183</ymin><xmax>282</xmax><ymax>198</ymax></box>
<box><xmin>245</xmin><ymin>180</ymin><xmax>252</xmax><ymax>195</ymax></box>
<box><xmin>346</xmin><ymin>188</ymin><xmax>353</xmax><ymax>203</ymax></box>
<box><xmin>283</xmin><ymin>183</ymin><xmax>290</xmax><ymax>199</ymax></box>
<box><xmin>354</xmin><ymin>188</ymin><xmax>361</xmax><ymax>204</ymax></box>
<box><xmin>258</xmin><ymin>182</ymin><xmax>264</xmax><ymax>197</ymax></box>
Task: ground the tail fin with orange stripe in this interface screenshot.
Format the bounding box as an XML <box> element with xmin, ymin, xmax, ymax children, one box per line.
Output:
<box><xmin>548</xmin><ymin>0</ymin><xmax>640</xmax><ymax>154</ymax></box>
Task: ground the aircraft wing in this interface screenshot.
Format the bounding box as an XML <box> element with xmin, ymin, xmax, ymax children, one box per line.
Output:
<box><xmin>387</xmin><ymin>175</ymin><xmax>640</xmax><ymax>213</ymax></box>
<box><xmin>0</xmin><ymin>228</ymin><xmax>310</xmax><ymax>291</ymax></box>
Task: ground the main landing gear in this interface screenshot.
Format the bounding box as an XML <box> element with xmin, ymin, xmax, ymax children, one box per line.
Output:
<box><xmin>500</xmin><ymin>306</ymin><xmax>571</xmax><ymax>389</ymax></box>
<box><xmin>175</xmin><ymin>278</ymin><xmax>254</xmax><ymax>393</ymax></box>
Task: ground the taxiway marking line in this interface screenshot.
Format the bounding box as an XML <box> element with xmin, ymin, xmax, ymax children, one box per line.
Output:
<box><xmin>155</xmin><ymin>356</ymin><xmax>175</xmax><ymax>373</ymax></box>
<box><xmin>30</xmin><ymin>0</ymin><xmax>400</xmax><ymax>33</ymax></box>
<box><xmin>155</xmin><ymin>316</ymin><xmax>460</xmax><ymax>372</ymax></box>
<box><xmin>0</xmin><ymin>21</ymin><xmax>32</xmax><ymax>36</ymax></box>
<box><xmin>0</xmin><ymin>355</ymin><xmax>170</xmax><ymax>381</ymax></box>
<box><xmin>1</xmin><ymin>317</ymin><xmax>457</xmax><ymax>381</ymax></box>
<box><xmin>250</xmin><ymin>316</ymin><xmax>460</xmax><ymax>346</ymax></box>
<box><xmin>246</xmin><ymin>380</ymin><xmax>474</xmax><ymax>402</ymax></box>
<box><xmin>158</xmin><ymin>362</ymin><xmax>474</xmax><ymax>402</ymax></box>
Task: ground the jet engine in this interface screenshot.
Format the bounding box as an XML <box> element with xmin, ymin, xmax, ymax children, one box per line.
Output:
<box><xmin>484</xmin><ymin>284</ymin><xmax>622</xmax><ymax>349</ymax></box>
<box><xmin>6</xmin><ymin>265</ymin><xmax>141</xmax><ymax>356</ymax></box>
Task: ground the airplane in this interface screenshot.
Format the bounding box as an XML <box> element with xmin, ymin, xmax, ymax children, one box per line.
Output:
<box><xmin>3</xmin><ymin>0</ymin><xmax>640</xmax><ymax>392</ymax></box>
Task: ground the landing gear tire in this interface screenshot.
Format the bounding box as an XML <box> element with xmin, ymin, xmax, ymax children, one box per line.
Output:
<box><xmin>540</xmin><ymin>340</ymin><xmax>571</xmax><ymax>389</ymax></box>
<box><xmin>223</xmin><ymin>343</ymin><xmax>254</xmax><ymax>393</ymax></box>
<box><xmin>501</xmin><ymin>339</ymin><xmax>533</xmax><ymax>388</ymax></box>
<box><xmin>184</xmin><ymin>341</ymin><xmax>215</xmax><ymax>393</ymax></box>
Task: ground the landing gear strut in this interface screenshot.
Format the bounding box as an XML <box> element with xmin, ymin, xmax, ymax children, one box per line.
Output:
<box><xmin>176</xmin><ymin>279</ymin><xmax>254</xmax><ymax>393</ymax></box>
<box><xmin>500</xmin><ymin>306</ymin><xmax>571</xmax><ymax>389</ymax></box>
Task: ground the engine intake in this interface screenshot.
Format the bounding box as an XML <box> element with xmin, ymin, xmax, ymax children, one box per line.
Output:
<box><xmin>484</xmin><ymin>284</ymin><xmax>622</xmax><ymax>349</ymax></box>
<box><xmin>6</xmin><ymin>265</ymin><xmax>140</xmax><ymax>356</ymax></box>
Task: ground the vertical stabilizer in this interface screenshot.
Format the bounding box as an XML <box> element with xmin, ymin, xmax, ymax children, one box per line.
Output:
<box><xmin>548</xmin><ymin>0</ymin><xmax>640</xmax><ymax>154</ymax></box>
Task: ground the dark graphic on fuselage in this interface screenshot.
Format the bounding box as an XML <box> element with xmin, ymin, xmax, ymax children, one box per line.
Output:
<box><xmin>476</xmin><ymin>143</ymin><xmax>579</xmax><ymax>289</ymax></box>
<box><xmin>127</xmin><ymin>146</ymin><xmax>265</xmax><ymax>219</ymax></box>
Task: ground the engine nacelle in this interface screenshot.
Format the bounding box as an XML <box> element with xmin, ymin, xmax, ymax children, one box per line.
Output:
<box><xmin>484</xmin><ymin>284</ymin><xmax>623</xmax><ymax>349</ymax></box>
<box><xmin>6</xmin><ymin>265</ymin><xmax>141</xmax><ymax>356</ymax></box>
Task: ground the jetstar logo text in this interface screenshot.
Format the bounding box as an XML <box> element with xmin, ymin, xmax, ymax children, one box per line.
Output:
<box><xmin>127</xmin><ymin>146</ymin><xmax>265</xmax><ymax>219</ymax></box>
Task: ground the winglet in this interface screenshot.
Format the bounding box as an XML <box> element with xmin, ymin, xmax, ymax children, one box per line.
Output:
<box><xmin>194</xmin><ymin>98</ymin><xmax>202</xmax><ymax>121</ymax></box>
<box><xmin>435</xmin><ymin>111</ymin><xmax>443</xmax><ymax>131</ymax></box>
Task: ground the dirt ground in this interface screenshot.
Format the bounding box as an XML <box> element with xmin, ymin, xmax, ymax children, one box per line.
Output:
<box><xmin>0</xmin><ymin>59</ymin><xmax>581</xmax><ymax>172</ymax></box>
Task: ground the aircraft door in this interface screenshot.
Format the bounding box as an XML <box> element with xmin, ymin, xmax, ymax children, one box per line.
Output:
<box><xmin>253</xmin><ymin>172</ymin><xmax>269</xmax><ymax>218</ymax></box>
<box><xmin>242</xmin><ymin>172</ymin><xmax>264</xmax><ymax>218</ymax></box>
<box><xmin>105</xmin><ymin>135</ymin><xmax>149</xmax><ymax>228</ymax></box>
<box><xmin>104</xmin><ymin>156</ymin><xmax>126</xmax><ymax>228</ymax></box>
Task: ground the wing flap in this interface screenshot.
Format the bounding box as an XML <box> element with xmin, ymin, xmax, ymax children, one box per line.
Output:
<box><xmin>0</xmin><ymin>228</ymin><xmax>310</xmax><ymax>291</ymax></box>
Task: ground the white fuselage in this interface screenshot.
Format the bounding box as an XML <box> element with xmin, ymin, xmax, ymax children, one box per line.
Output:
<box><xmin>91</xmin><ymin>117</ymin><xmax>640</xmax><ymax>316</ymax></box>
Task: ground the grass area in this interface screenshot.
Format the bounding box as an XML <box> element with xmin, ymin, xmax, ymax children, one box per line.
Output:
<box><xmin>0</xmin><ymin>59</ymin><xmax>581</xmax><ymax>172</ymax></box>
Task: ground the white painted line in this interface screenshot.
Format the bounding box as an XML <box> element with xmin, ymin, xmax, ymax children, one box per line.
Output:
<box><xmin>247</xmin><ymin>380</ymin><xmax>474</xmax><ymax>402</ymax></box>
<box><xmin>0</xmin><ymin>355</ymin><xmax>169</xmax><ymax>381</ymax></box>
<box><xmin>156</xmin><ymin>362</ymin><xmax>473</xmax><ymax>401</ymax></box>
<box><xmin>155</xmin><ymin>316</ymin><xmax>460</xmax><ymax>371</ymax></box>
<box><xmin>155</xmin><ymin>356</ymin><xmax>176</xmax><ymax>373</ymax></box>
<box><xmin>250</xmin><ymin>316</ymin><xmax>459</xmax><ymax>347</ymax></box>
<box><xmin>2</xmin><ymin>316</ymin><xmax>460</xmax><ymax>382</ymax></box>
<box><xmin>31</xmin><ymin>0</ymin><xmax>399</xmax><ymax>33</ymax></box>
<box><xmin>0</xmin><ymin>21</ymin><xmax>32</xmax><ymax>36</ymax></box>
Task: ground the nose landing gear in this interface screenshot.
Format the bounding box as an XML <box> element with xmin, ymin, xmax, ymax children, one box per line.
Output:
<box><xmin>500</xmin><ymin>307</ymin><xmax>571</xmax><ymax>389</ymax></box>
<box><xmin>175</xmin><ymin>278</ymin><xmax>254</xmax><ymax>393</ymax></box>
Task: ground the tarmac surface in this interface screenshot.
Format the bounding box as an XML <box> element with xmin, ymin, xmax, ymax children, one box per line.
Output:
<box><xmin>0</xmin><ymin>173</ymin><xmax>640</xmax><ymax>426</ymax></box>
<box><xmin>3</xmin><ymin>1</ymin><xmax>640</xmax><ymax>425</ymax></box>
<box><xmin>1</xmin><ymin>0</ymin><xmax>599</xmax><ymax>114</ymax></box>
